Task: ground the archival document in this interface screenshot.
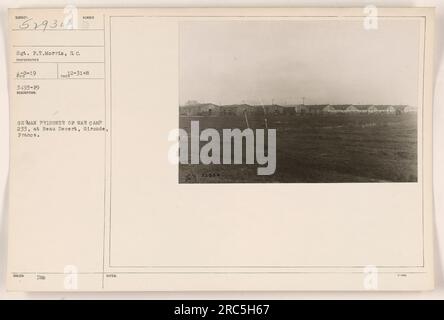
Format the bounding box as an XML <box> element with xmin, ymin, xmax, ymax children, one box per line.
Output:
<box><xmin>7</xmin><ymin>7</ymin><xmax>435</xmax><ymax>291</ymax></box>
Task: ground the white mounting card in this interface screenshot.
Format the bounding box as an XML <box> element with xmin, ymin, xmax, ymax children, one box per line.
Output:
<box><xmin>7</xmin><ymin>7</ymin><xmax>434</xmax><ymax>291</ymax></box>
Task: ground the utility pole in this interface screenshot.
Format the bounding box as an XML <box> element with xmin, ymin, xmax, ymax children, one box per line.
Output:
<box><xmin>262</xmin><ymin>104</ymin><xmax>268</xmax><ymax>129</ymax></box>
<box><xmin>244</xmin><ymin>110</ymin><xmax>250</xmax><ymax>129</ymax></box>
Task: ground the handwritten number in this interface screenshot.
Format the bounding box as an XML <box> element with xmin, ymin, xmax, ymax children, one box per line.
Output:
<box><xmin>19</xmin><ymin>18</ymin><xmax>32</xmax><ymax>29</ymax></box>
<box><xmin>35</xmin><ymin>20</ymin><xmax>49</xmax><ymax>31</ymax></box>
<box><xmin>50</xmin><ymin>19</ymin><xmax>58</xmax><ymax>28</ymax></box>
<box><xmin>18</xmin><ymin>17</ymin><xmax>62</xmax><ymax>31</ymax></box>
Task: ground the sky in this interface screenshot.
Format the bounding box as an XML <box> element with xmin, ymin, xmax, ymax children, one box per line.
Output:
<box><xmin>179</xmin><ymin>19</ymin><xmax>421</xmax><ymax>106</ymax></box>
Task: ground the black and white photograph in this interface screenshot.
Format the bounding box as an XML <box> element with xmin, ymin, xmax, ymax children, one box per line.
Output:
<box><xmin>1</xmin><ymin>5</ymin><xmax>439</xmax><ymax>297</ymax></box>
<box><xmin>179</xmin><ymin>20</ymin><xmax>420</xmax><ymax>183</ymax></box>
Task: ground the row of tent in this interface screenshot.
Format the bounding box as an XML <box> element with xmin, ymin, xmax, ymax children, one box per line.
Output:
<box><xmin>295</xmin><ymin>104</ymin><xmax>416</xmax><ymax>114</ymax></box>
<box><xmin>180</xmin><ymin>103</ymin><xmax>416</xmax><ymax>116</ymax></box>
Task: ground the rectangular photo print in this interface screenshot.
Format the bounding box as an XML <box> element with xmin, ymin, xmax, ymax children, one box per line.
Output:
<box><xmin>179</xmin><ymin>20</ymin><xmax>420</xmax><ymax>183</ymax></box>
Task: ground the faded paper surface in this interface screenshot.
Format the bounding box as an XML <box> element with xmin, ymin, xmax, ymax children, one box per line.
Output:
<box><xmin>6</xmin><ymin>7</ymin><xmax>434</xmax><ymax>291</ymax></box>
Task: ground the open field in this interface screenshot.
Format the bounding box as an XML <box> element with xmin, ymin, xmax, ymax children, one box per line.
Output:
<box><xmin>179</xmin><ymin>113</ymin><xmax>417</xmax><ymax>183</ymax></box>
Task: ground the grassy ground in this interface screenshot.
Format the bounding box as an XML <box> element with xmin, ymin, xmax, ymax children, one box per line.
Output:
<box><xmin>179</xmin><ymin>113</ymin><xmax>418</xmax><ymax>183</ymax></box>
